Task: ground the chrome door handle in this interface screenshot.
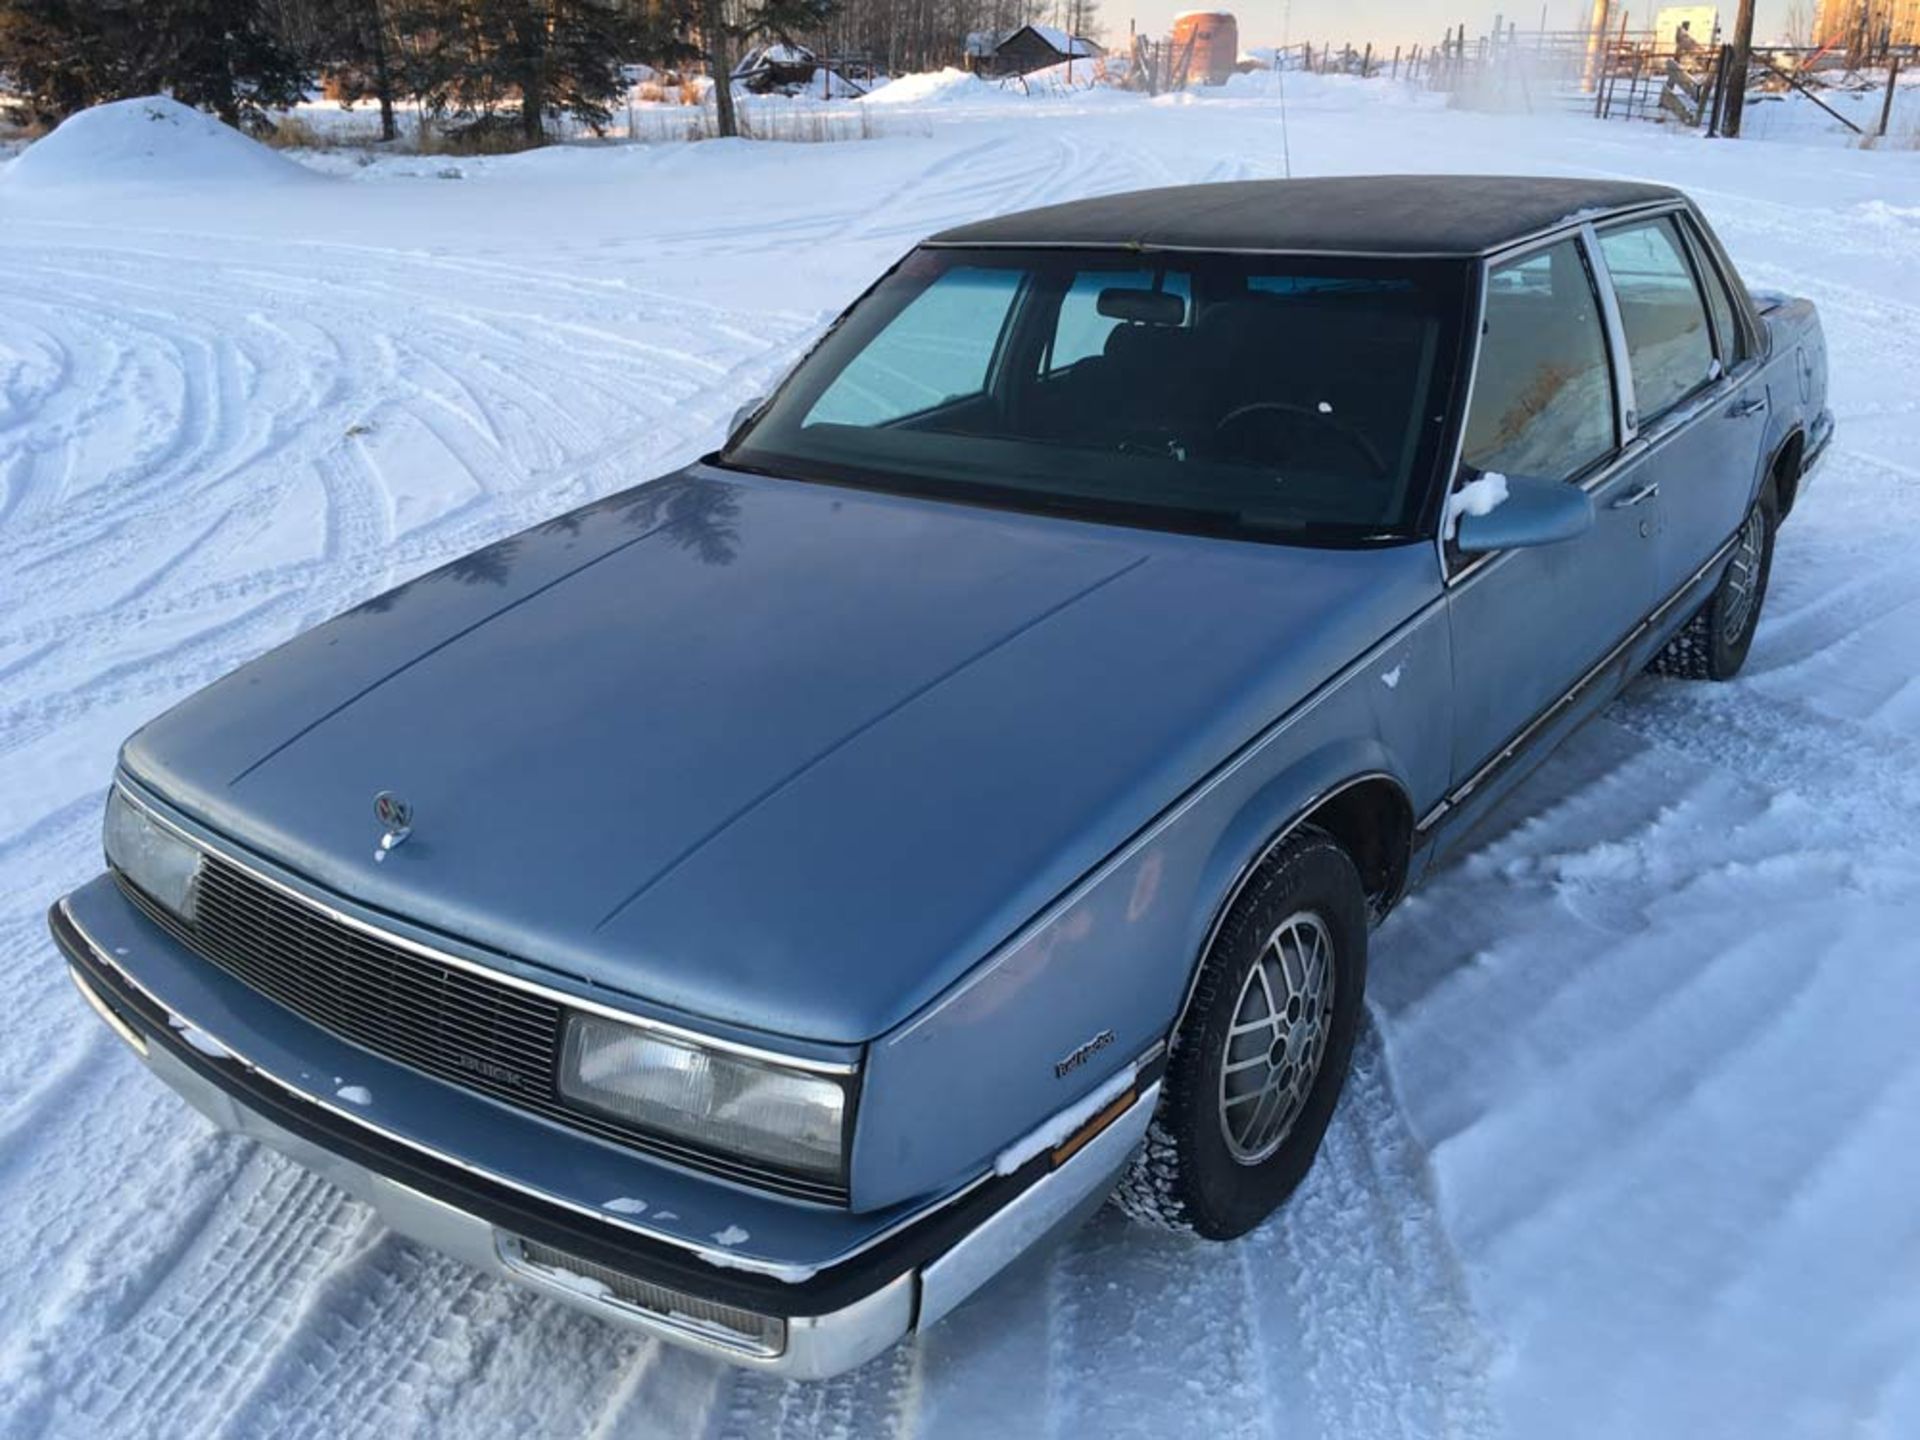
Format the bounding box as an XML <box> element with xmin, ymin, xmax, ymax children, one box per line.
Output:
<box><xmin>1727</xmin><ymin>396</ymin><xmax>1767</xmax><ymax>418</ymax></box>
<box><xmin>1610</xmin><ymin>481</ymin><xmax>1660</xmax><ymax>509</ymax></box>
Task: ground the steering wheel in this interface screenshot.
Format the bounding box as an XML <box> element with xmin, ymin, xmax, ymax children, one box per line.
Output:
<box><xmin>1212</xmin><ymin>400</ymin><xmax>1389</xmax><ymax>478</ymax></box>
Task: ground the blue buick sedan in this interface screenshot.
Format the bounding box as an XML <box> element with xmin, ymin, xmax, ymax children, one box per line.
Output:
<box><xmin>52</xmin><ymin>176</ymin><xmax>1831</xmax><ymax>1377</ymax></box>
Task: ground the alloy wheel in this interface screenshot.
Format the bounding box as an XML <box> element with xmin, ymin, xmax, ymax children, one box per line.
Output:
<box><xmin>1217</xmin><ymin>911</ymin><xmax>1338</xmax><ymax>1165</ymax></box>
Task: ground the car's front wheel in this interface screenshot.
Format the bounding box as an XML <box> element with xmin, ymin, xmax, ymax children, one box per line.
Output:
<box><xmin>1648</xmin><ymin>495</ymin><xmax>1775</xmax><ymax>681</ymax></box>
<box><xmin>1113</xmin><ymin>828</ymin><xmax>1368</xmax><ymax>1239</ymax></box>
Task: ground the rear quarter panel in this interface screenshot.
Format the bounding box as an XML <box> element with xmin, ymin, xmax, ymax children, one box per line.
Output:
<box><xmin>1697</xmin><ymin>194</ymin><xmax>1826</xmax><ymax>507</ymax></box>
<box><xmin>1758</xmin><ymin>296</ymin><xmax>1828</xmax><ymax>504</ymax></box>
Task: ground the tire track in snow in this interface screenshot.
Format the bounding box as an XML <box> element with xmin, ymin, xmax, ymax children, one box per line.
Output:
<box><xmin>212</xmin><ymin>1232</ymin><xmax>498</xmax><ymax>1440</ymax></box>
<box><xmin>4</xmin><ymin>94</ymin><xmax>1916</xmax><ymax>1440</ymax></box>
<box><xmin>40</xmin><ymin>1159</ymin><xmax>370</xmax><ymax>1440</ymax></box>
<box><xmin>1259</xmin><ymin>1025</ymin><xmax>1498</xmax><ymax>1440</ymax></box>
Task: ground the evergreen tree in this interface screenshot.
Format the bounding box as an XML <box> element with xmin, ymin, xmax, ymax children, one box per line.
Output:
<box><xmin>381</xmin><ymin>0</ymin><xmax>655</xmax><ymax>145</ymax></box>
<box><xmin>150</xmin><ymin>0</ymin><xmax>308</xmax><ymax>128</ymax></box>
<box><xmin>299</xmin><ymin>0</ymin><xmax>401</xmax><ymax>140</ymax></box>
<box><xmin>0</xmin><ymin>0</ymin><xmax>128</xmax><ymax>127</ymax></box>
<box><xmin>0</xmin><ymin>0</ymin><xmax>305</xmax><ymax>130</ymax></box>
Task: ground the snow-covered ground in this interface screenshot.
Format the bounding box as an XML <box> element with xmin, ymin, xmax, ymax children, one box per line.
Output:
<box><xmin>2</xmin><ymin>81</ymin><xmax>1917</xmax><ymax>1440</ymax></box>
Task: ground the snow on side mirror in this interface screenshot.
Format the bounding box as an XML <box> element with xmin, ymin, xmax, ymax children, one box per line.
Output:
<box><xmin>1453</xmin><ymin>473</ymin><xmax>1595</xmax><ymax>555</ymax></box>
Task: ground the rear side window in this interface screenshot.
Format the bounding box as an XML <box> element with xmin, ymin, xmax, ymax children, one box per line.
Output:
<box><xmin>1461</xmin><ymin>239</ymin><xmax>1616</xmax><ymax>482</ymax></box>
<box><xmin>1048</xmin><ymin>268</ymin><xmax>1192</xmax><ymax>372</ymax></box>
<box><xmin>1597</xmin><ymin>218</ymin><xmax>1717</xmax><ymax>422</ymax></box>
<box><xmin>809</xmin><ymin>266</ymin><xmax>1022</xmax><ymax>427</ymax></box>
<box><xmin>1681</xmin><ymin>217</ymin><xmax>1745</xmax><ymax>367</ymax></box>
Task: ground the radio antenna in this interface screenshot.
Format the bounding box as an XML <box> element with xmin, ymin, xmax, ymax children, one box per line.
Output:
<box><xmin>1277</xmin><ymin>0</ymin><xmax>1295</xmax><ymax>178</ymax></box>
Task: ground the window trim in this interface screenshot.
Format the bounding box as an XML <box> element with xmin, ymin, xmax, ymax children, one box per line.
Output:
<box><xmin>1591</xmin><ymin>211</ymin><xmax>1721</xmax><ymax>433</ymax></box>
<box><xmin>1580</xmin><ymin>221</ymin><xmax>1640</xmax><ymax>444</ymax></box>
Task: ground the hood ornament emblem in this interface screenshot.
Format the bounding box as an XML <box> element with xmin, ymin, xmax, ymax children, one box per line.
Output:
<box><xmin>373</xmin><ymin>791</ymin><xmax>412</xmax><ymax>863</ymax></box>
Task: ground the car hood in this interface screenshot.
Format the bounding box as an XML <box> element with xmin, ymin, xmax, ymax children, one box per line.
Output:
<box><xmin>123</xmin><ymin>466</ymin><xmax>1436</xmax><ymax>1043</ymax></box>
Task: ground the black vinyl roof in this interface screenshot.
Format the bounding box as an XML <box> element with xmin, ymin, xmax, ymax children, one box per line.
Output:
<box><xmin>925</xmin><ymin>175</ymin><xmax>1683</xmax><ymax>257</ymax></box>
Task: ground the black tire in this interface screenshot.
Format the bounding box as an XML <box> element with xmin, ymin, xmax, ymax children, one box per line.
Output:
<box><xmin>1113</xmin><ymin>829</ymin><xmax>1368</xmax><ymax>1239</ymax></box>
<box><xmin>1648</xmin><ymin>495</ymin><xmax>1775</xmax><ymax>682</ymax></box>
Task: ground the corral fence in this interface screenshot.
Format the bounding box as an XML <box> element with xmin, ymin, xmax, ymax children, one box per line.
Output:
<box><xmin>1415</xmin><ymin>18</ymin><xmax>1915</xmax><ymax>138</ymax></box>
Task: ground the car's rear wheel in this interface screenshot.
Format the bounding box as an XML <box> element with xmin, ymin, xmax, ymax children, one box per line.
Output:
<box><xmin>1113</xmin><ymin>828</ymin><xmax>1367</xmax><ymax>1239</ymax></box>
<box><xmin>1648</xmin><ymin>495</ymin><xmax>1775</xmax><ymax>682</ymax></box>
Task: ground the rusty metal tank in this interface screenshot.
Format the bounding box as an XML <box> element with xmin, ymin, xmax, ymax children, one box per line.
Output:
<box><xmin>1170</xmin><ymin>11</ymin><xmax>1240</xmax><ymax>86</ymax></box>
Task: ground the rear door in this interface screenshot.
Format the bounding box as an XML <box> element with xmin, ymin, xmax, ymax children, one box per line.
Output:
<box><xmin>1444</xmin><ymin>233</ymin><xmax>1660</xmax><ymax>786</ymax></box>
<box><xmin>1591</xmin><ymin>212</ymin><xmax>1770</xmax><ymax>596</ymax></box>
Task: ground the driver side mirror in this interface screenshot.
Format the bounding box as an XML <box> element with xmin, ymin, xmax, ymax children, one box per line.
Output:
<box><xmin>1454</xmin><ymin>473</ymin><xmax>1595</xmax><ymax>554</ymax></box>
<box><xmin>728</xmin><ymin>396</ymin><xmax>767</xmax><ymax>444</ymax></box>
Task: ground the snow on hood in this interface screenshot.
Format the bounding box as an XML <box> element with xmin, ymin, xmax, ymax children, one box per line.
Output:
<box><xmin>0</xmin><ymin>96</ymin><xmax>320</xmax><ymax>194</ymax></box>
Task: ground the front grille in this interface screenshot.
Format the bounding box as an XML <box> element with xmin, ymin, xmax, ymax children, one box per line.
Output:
<box><xmin>509</xmin><ymin>1238</ymin><xmax>786</xmax><ymax>1356</ymax></box>
<box><xmin>116</xmin><ymin>857</ymin><xmax>849</xmax><ymax>1204</ymax></box>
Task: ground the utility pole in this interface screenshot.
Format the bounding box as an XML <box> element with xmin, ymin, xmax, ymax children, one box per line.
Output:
<box><xmin>1721</xmin><ymin>0</ymin><xmax>1756</xmax><ymax>137</ymax></box>
<box><xmin>1583</xmin><ymin>0</ymin><xmax>1610</xmax><ymax>92</ymax></box>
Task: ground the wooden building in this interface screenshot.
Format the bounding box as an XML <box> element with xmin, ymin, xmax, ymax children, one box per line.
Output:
<box><xmin>965</xmin><ymin>24</ymin><xmax>1106</xmax><ymax>78</ymax></box>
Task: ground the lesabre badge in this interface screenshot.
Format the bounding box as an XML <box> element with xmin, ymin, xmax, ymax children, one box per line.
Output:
<box><xmin>373</xmin><ymin>791</ymin><xmax>412</xmax><ymax>862</ymax></box>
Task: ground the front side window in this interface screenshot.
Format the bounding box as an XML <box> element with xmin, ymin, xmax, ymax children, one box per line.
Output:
<box><xmin>1598</xmin><ymin>217</ymin><xmax>1717</xmax><ymax>422</ymax></box>
<box><xmin>726</xmin><ymin>247</ymin><xmax>1473</xmax><ymax>546</ymax></box>
<box><xmin>1461</xmin><ymin>238</ymin><xmax>1616</xmax><ymax>482</ymax></box>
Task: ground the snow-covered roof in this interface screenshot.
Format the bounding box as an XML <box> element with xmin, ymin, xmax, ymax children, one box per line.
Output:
<box><xmin>1022</xmin><ymin>24</ymin><xmax>1100</xmax><ymax>57</ymax></box>
<box><xmin>966</xmin><ymin>24</ymin><xmax>1102</xmax><ymax>59</ymax></box>
<box><xmin>733</xmin><ymin>41</ymin><xmax>815</xmax><ymax>67</ymax></box>
<box><xmin>731</xmin><ymin>41</ymin><xmax>818</xmax><ymax>79</ymax></box>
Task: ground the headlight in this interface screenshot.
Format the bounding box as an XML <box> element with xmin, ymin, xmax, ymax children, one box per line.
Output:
<box><xmin>559</xmin><ymin>1014</ymin><xmax>847</xmax><ymax>1185</ymax></box>
<box><xmin>104</xmin><ymin>786</ymin><xmax>203</xmax><ymax>921</ymax></box>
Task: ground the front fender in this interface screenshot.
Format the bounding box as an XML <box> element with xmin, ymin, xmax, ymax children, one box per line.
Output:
<box><xmin>850</xmin><ymin>590</ymin><xmax>1450</xmax><ymax>1211</ymax></box>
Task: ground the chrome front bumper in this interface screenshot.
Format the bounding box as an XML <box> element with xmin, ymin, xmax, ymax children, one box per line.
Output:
<box><xmin>58</xmin><ymin>904</ymin><xmax>1155</xmax><ymax>1379</ymax></box>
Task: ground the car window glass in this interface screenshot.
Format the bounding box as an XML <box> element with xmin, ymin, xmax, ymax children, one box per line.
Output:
<box><xmin>732</xmin><ymin>247</ymin><xmax>1472</xmax><ymax>545</ymax></box>
<box><xmin>1049</xmin><ymin>269</ymin><xmax>1192</xmax><ymax>371</ymax></box>
<box><xmin>808</xmin><ymin>266</ymin><xmax>1022</xmax><ymax>426</ymax></box>
<box><xmin>1683</xmin><ymin>219</ymin><xmax>1744</xmax><ymax>367</ymax></box>
<box><xmin>1598</xmin><ymin>217</ymin><xmax>1717</xmax><ymax>420</ymax></box>
<box><xmin>1461</xmin><ymin>238</ymin><xmax>1616</xmax><ymax>482</ymax></box>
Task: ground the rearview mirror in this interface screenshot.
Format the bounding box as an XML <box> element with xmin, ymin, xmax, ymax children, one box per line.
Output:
<box><xmin>728</xmin><ymin>396</ymin><xmax>766</xmax><ymax>443</ymax></box>
<box><xmin>1454</xmin><ymin>474</ymin><xmax>1595</xmax><ymax>554</ymax></box>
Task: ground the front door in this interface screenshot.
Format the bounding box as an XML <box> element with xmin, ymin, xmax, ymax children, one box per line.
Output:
<box><xmin>1444</xmin><ymin>234</ymin><xmax>1659</xmax><ymax>786</ymax></box>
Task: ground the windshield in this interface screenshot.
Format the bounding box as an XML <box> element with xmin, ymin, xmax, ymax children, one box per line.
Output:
<box><xmin>722</xmin><ymin>246</ymin><xmax>1472</xmax><ymax>545</ymax></box>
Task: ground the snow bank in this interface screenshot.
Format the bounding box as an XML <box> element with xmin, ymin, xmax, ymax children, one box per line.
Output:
<box><xmin>1</xmin><ymin>96</ymin><xmax>319</xmax><ymax>194</ymax></box>
<box><xmin>863</xmin><ymin>68</ymin><xmax>1006</xmax><ymax>107</ymax></box>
